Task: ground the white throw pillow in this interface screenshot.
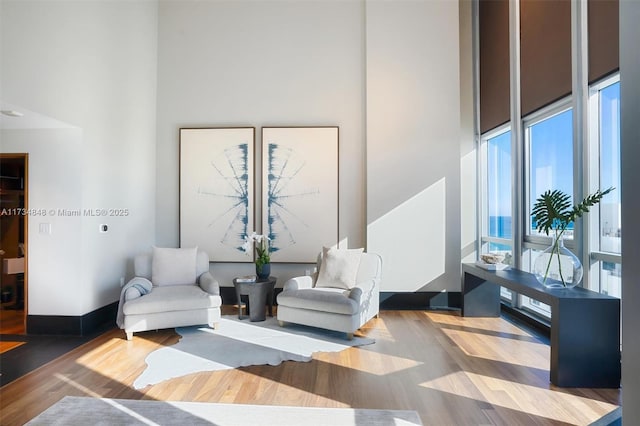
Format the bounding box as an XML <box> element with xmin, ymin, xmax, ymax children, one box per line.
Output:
<box><xmin>315</xmin><ymin>247</ymin><xmax>364</xmax><ymax>290</ymax></box>
<box><xmin>152</xmin><ymin>247</ymin><xmax>197</xmax><ymax>286</ymax></box>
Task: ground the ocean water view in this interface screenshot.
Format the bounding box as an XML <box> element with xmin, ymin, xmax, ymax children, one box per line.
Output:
<box><xmin>489</xmin><ymin>215</ymin><xmax>575</xmax><ymax>239</ymax></box>
<box><xmin>489</xmin><ymin>215</ymin><xmax>511</xmax><ymax>238</ymax></box>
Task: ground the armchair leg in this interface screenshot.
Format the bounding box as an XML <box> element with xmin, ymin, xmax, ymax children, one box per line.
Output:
<box><xmin>346</xmin><ymin>332</ymin><xmax>354</xmax><ymax>340</ymax></box>
<box><xmin>278</xmin><ymin>320</ymin><xmax>285</xmax><ymax>327</ymax></box>
<box><xmin>210</xmin><ymin>322</ymin><xmax>219</xmax><ymax>330</ymax></box>
<box><xmin>125</xmin><ymin>331</ymin><xmax>133</xmax><ymax>341</ymax></box>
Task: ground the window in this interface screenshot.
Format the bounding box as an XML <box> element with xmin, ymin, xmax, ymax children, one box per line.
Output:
<box><xmin>589</xmin><ymin>76</ymin><xmax>621</xmax><ymax>295</ymax></box>
<box><xmin>525</xmin><ymin>104</ymin><xmax>574</xmax><ymax>241</ymax></box>
<box><xmin>521</xmin><ymin>248</ymin><xmax>552</xmax><ymax>315</ymax></box>
<box><xmin>480</xmin><ymin>127</ymin><xmax>513</xmax><ymax>301</ymax></box>
<box><xmin>597</xmin><ymin>81</ymin><xmax>621</xmax><ymax>255</ymax></box>
<box><xmin>474</xmin><ymin>0</ymin><xmax>622</xmax><ymax>328</ymax></box>
<box><xmin>599</xmin><ymin>261</ymin><xmax>621</xmax><ymax>298</ymax></box>
<box><xmin>487</xmin><ymin>130</ymin><xmax>512</xmax><ymax>241</ymax></box>
<box><xmin>481</xmin><ymin>127</ymin><xmax>512</xmax><ymax>256</ymax></box>
<box><xmin>520</xmin><ymin>100</ymin><xmax>574</xmax><ymax>317</ymax></box>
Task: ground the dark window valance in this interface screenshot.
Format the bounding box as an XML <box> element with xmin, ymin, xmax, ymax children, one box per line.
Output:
<box><xmin>520</xmin><ymin>0</ymin><xmax>572</xmax><ymax>116</ymax></box>
<box><xmin>479</xmin><ymin>0</ymin><xmax>510</xmax><ymax>134</ymax></box>
<box><xmin>588</xmin><ymin>0</ymin><xmax>619</xmax><ymax>83</ymax></box>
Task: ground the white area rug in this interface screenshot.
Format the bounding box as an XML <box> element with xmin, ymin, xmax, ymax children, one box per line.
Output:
<box><xmin>134</xmin><ymin>316</ymin><xmax>375</xmax><ymax>389</ymax></box>
<box><xmin>27</xmin><ymin>396</ymin><xmax>423</xmax><ymax>425</ymax></box>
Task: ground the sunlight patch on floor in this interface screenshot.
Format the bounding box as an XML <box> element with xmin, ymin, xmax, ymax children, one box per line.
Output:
<box><xmin>441</xmin><ymin>327</ymin><xmax>549</xmax><ymax>371</ymax></box>
<box><xmin>75</xmin><ymin>334</ymin><xmax>175</xmax><ymax>384</ymax></box>
<box><xmin>314</xmin><ymin>349</ymin><xmax>422</xmax><ymax>376</ymax></box>
<box><xmin>363</xmin><ymin>317</ymin><xmax>397</xmax><ymax>342</ymax></box>
<box><xmin>420</xmin><ymin>371</ymin><xmax>619</xmax><ymax>425</ymax></box>
<box><xmin>425</xmin><ymin>311</ymin><xmax>534</xmax><ymax>337</ymax></box>
<box><xmin>0</xmin><ymin>340</ymin><xmax>25</xmax><ymax>354</ymax></box>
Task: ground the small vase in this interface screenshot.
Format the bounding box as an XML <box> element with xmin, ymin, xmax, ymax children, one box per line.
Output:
<box><xmin>256</xmin><ymin>263</ymin><xmax>270</xmax><ymax>280</ymax></box>
<box><xmin>533</xmin><ymin>234</ymin><xmax>583</xmax><ymax>289</ymax></box>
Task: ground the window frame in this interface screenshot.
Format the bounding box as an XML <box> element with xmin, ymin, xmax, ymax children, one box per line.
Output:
<box><xmin>480</xmin><ymin>124</ymin><xmax>513</xmax><ymax>251</ymax></box>
<box><xmin>472</xmin><ymin>0</ymin><xmax>623</xmax><ymax>328</ymax></box>
<box><xmin>519</xmin><ymin>97</ymin><xmax>575</xmax><ymax>318</ymax></box>
<box><xmin>587</xmin><ymin>73</ymin><xmax>622</xmax><ymax>293</ymax></box>
<box><xmin>480</xmin><ymin>124</ymin><xmax>515</xmax><ymax>305</ymax></box>
<box><xmin>522</xmin><ymin>97</ymin><xmax>575</xmax><ymax>252</ymax></box>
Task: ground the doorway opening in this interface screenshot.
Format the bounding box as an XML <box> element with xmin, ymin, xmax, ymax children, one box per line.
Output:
<box><xmin>0</xmin><ymin>153</ymin><xmax>28</xmax><ymax>340</ymax></box>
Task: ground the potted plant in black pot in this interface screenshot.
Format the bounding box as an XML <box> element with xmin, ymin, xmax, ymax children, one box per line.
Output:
<box><xmin>242</xmin><ymin>232</ymin><xmax>272</xmax><ymax>279</ymax></box>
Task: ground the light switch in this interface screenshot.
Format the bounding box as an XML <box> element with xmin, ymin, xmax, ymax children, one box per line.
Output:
<box><xmin>39</xmin><ymin>223</ymin><xmax>51</xmax><ymax>234</ymax></box>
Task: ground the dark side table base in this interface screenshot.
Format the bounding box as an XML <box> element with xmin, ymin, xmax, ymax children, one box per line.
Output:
<box><xmin>233</xmin><ymin>277</ymin><xmax>277</xmax><ymax>322</ymax></box>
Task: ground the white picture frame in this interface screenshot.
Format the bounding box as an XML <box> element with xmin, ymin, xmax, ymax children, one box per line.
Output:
<box><xmin>180</xmin><ymin>127</ymin><xmax>255</xmax><ymax>262</ymax></box>
<box><xmin>261</xmin><ymin>126</ymin><xmax>339</xmax><ymax>263</ymax></box>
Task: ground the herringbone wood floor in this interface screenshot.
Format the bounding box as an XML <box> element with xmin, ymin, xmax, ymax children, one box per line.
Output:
<box><xmin>0</xmin><ymin>309</ymin><xmax>620</xmax><ymax>425</ymax></box>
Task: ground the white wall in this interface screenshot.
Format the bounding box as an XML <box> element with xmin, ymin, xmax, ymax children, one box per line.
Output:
<box><xmin>155</xmin><ymin>0</ymin><xmax>366</xmax><ymax>285</ymax></box>
<box><xmin>459</xmin><ymin>0</ymin><xmax>477</xmax><ymax>265</ymax></box>
<box><xmin>366</xmin><ymin>0</ymin><xmax>463</xmax><ymax>293</ymax></box>
<box><xmin>0</xmin><ymin>1</ymin><xmax>158</xmax><ymax>316</ymax></box>
<box><xmin>1</xmin><ymin>0</ymin><xmax>474</xmax><ymax>318</ymax></box>
<box><xmin>620</xmin><ymin>0</ymin><xmax>640</xmax><ymax>422</ymax></box>
<box><xmin>1</xmin><ymin>129</ymin><xmax>84</xmax><ymax>315</ymax></box>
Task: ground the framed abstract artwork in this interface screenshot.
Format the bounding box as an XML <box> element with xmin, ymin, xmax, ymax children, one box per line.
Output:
<box><xmin>261</xmin><ymin>126</ymin><xmax>339</xmax><ymax>263</ymax></box>
<box><xmin>180</xmin><ymin>127</ymin><xmax>255</xmax><ymax>262</ymax></box>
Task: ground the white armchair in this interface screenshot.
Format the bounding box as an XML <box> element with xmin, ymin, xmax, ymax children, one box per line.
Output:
<box><xmin>277</xmin><ymin>249</ymin><xmax>381</xmax><ymax>339</ymax></box>
<box><xmin>119</xmin><ymin>247</ymin><xmax>222</xmax><ymax>340</ymax></box>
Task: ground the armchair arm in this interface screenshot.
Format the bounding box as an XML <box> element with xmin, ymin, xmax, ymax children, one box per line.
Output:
<box><xmin>198</xmin><ymin>271</ymin><xmax>220</xmax><ymax>295</ymax></box>
<box><xmin>123</xmin><ymin>277</ymin><xmax>153</xmax><ymax>302</ymax></box>
<box><xmin>283</xmin><ymin>276</ymin><xmax>314</xmax><ymax>292</ymax></box>
<box><xmin>348</xmin><ymin>278</ymin><xmax>378</xmax><ymax>304</ymax></box>
<box><xmin>125</xmin><ymin>287</ymin><xmax>142</xmax><ymax>302</ymax></box>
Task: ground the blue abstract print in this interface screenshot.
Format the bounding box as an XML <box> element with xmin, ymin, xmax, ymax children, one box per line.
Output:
<box><xmin>267</xmin><ymin>143</ymin><xmax>319</xmax><ymax>253</ymax></box>
<box><xmin>199</xmin><ymin>143</ymin><xmax>250</xmax><ymax>252</ymax></box>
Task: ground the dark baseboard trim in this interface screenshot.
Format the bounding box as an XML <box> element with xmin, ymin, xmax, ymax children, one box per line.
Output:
<box><xmin>379</xmin><ymin>291</ymin><xmax>461</xmax><ymax>310</ymax></box>
<box><xmin>27</xmin><ymin>301</ymin><xmax>118</xmax><ymax>336</ymax></box>
<box><xmin>23</xmin><ymin>293</ymin><xmax>547</xmax><ymax>337</ymax></box>
<box><xmin>219</xmin><ymin>288</ymin><xmax>556</xmax><ymax>328</ymax></box>
<box><xmin>500</xmin><ymin>303</ymin><xmax>551</xmax><ymax>339</ymax></box>
<box><xmin>221</xmin><ymin>288</ymin><xmax>461</xmax><ymax>310</ymax></box>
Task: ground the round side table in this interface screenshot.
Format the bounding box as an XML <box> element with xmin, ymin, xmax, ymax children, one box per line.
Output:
<box><xmin>232</xmin><ymin>276</ymin><xmax>277</xmax><ymax>322</ymax></box>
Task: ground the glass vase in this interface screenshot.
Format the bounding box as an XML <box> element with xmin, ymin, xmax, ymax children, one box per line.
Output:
<box><xmin>533</xmin><ymin>234</ymin><xmax>583</xmax><ymax>289</ymax></box>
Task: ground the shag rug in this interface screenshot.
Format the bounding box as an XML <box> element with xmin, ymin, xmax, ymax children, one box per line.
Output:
<box><xmin>133</xmin><ymin>316</ymin><xmax>375</xmax><ymax>389</ymax></box>
<box><xmin>27</xmin><ymin>396</ymin><xmax>423</xmax><ymax>425</ymax></box>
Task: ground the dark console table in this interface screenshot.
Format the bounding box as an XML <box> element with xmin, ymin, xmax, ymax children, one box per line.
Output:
<box><xmin>462</xmin><ymin>263</ymin><xmax>620</xmax><ymax>388</ymax></box>
<box><xmin>232</xmin><ymin>277</ymin><xmax>277</xmax><ymax>322</ymax></box>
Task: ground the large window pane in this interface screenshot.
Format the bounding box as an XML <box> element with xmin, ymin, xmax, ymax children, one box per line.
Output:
<box><xmin>488</xmin><ymin>242</ymin><xmax>511</xmax><ymax>252</ymax></box>
<box><xmin>521</xmin><ymin>248</ymin><xmax>551</xmax><ymax>316</ymax></box>
<box><xmin>600</xmin><ymin>261</ymin><xmax>621</xmax><ymax>298</ymax></box>
<box><xmin>487</xmin><ymin>131</ymin><xmax>512</xmax><ymax>239</ymax></box>
<box><xmin>599</xmin><ymin>82</ymin><xmax>621</xmax><ymax>254</ymax></box>
<box><xmin>589</xmin><ymin>77</ymin><xmax>621</xmax><ymax>296</ymax></box>
<box><xmin>527</xmin><ymin>108</ymin><xmax>574</xmax><ymax>238</ymax></box>
<box><xmin>482</xmin><ymin>129</ymin><xmax>513</xmax><ymax>302</ymax></box>
<box><xmin>500</xmin><ymin>287</ymin><xmax>513</xmax><ymax>301</ymax></box>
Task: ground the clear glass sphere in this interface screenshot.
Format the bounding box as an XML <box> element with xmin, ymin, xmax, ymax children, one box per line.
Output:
<box><xmin>533</xmin><ymin>235</ymin><xmax>583</xmax><ymax>289</ymax></box>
